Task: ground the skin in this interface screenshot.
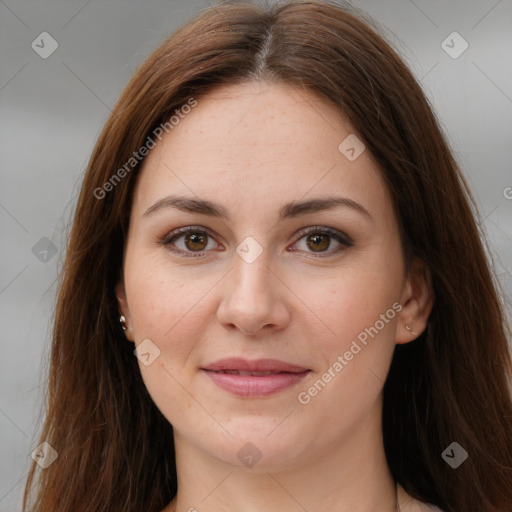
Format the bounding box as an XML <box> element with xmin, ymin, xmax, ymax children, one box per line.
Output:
<box><xmin>116</xmin><ymin>80</ymin><xmax>434</xmax><ymax>512</ymax></box>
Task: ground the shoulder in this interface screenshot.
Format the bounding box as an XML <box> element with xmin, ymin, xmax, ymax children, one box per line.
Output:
<box><xmin>397</xmin><ymin>484</ymin><xmax>445</xmax><ymax>512</ymax></box>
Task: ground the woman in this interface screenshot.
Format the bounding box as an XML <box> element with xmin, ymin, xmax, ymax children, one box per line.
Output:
<box><xmin>23</xmin><ymin>1</ymin><xmax>512</xmax><ymax>511</ymax></box>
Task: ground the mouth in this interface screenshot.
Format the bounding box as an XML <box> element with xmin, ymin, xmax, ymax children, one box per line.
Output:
<box><xmin>201</xmin><ymin>358</ymin><xmax>311</xmax><ymax>397</ymax></box>
<box><xmin>212</xmin><ymin>370</ymin><xmax>290</xmax><ymax>376</ymax></box>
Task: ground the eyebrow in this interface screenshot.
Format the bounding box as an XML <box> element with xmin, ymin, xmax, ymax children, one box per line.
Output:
<box><xmin>143</xmin><ymin>194</ymin><xmax>373</xmax><ymax>221</ymax></box>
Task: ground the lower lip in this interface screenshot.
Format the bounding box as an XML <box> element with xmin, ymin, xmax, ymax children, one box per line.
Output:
<box><xmin>202</xmin><ymin>370</ymin><xmax>310</xmax><ymax>397</ymax></box>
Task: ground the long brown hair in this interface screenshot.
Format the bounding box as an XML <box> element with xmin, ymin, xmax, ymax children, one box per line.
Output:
<box><xmin>23</xmin><ymin>1</ymin><xmax>512</xmax><ymax>511</ymax></box>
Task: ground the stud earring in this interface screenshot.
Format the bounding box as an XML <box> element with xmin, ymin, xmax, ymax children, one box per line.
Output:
<box><xmin>405</xmin><ymin>325</ymin><xmax>417</xmax><ymax>336</ymax></box>
<box><xmin>119</xmin><ymin>315</ymin><xmax>127</xmax><ymax>331</ymax></box>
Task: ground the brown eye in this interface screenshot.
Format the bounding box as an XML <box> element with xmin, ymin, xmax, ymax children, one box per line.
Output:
<box><xmin>184</xmin><ymin>232</ymin><xmax>208</xmax><ymax>251</ymax></box>
<box><xmin>162</xmin><ymin>227</ymin><xmax>218</xmax><ymax>257</ymax></box>
<box><xmin>292</xmin><ymin>227</ymin><xmax>353</xmax><ymax>257</ymax></box>
<box><xmin>306</xmin><ymin>233</ymin><xmax>331</xmax><ymax>252</ymax></box>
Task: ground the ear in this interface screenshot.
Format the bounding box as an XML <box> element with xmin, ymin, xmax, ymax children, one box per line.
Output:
<box><xmin>115</xmin><ymin>281</ymin><xmax>135</xmax><ymax>342</ymax></box>
<box><xmin>395</xmin><ymin>257</ymin><xmax>434</xmax><ymax>344</ymax></box>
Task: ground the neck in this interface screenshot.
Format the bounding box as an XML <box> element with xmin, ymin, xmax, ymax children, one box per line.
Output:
<box><xmin>168</xmin><ymin>403</ymin><xmax>398</xmax><ymax>512</ymax></box>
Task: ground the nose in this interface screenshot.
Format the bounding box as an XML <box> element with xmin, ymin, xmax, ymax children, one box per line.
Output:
<box><xmin>216</xmin><ymin>248</ymin><xmax>291</xmax><ymax>336</ymax></box>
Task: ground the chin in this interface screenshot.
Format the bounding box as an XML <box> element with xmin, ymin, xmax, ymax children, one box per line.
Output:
<box><xmin>203</xmin><ymin>424</ymin><xmax>310</xmax><ymax>472</ymax></box>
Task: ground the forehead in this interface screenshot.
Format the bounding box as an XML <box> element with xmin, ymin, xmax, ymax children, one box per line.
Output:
<box><xmin>132</xmin><ymin>80</ymin><xmax>392</xmax><ymax>224</ymax></box>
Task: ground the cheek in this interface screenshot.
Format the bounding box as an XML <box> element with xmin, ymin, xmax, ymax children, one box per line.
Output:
<box><xmin>123</xmin><ymin>255</ymin><xmax>214</xmax><ymax>421</ymax></box>
<box><xmin>292</xmin><ymin>256</ymin><xmax>401</xmax><ymax>346</ymax></box>
<box><xmin>125</xmin><ymin>246</ymin><xmax>207</xmax><ymax>332</ymax></box>
<box><xmin>289</xmin><ymin>253</ymin><xmax>402</xmax><ymax>400</ymax></box>
<box><xmin>293</xmin><ymin>277</ymin><xmax>399</xmax><ymax>437</ymax></box>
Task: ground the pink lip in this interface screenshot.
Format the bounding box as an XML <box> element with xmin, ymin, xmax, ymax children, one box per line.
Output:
<box><xmin>201</xmin><ymin>358</ymin><xmax>311</xmax><ymax>397</ymax></box>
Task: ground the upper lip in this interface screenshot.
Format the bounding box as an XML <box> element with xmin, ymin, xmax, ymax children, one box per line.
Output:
<box><xmin>202</xmin><ymin>358</ymin><xmax>309</xmax><ymax>373</ymax></box>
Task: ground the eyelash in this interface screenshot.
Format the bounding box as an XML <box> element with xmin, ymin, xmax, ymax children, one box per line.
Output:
<box><xmin>160</xmin><ymin>225</ymin><xmax>353</xmax><ymax>258</ymax></box>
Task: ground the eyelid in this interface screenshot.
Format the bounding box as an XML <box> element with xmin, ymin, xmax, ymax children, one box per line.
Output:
<box><xmin>293</xmin><ymin>225</ymin><xmax>354</xmax><ymax>246</ymax></box>
<box><xmin>161</xmin><ymin>225</ymin><xmax>353</xmax><ymax>258</ymax></box>
<box><xmin>161</xmin><ymin>225</ymin><xmax>213</xmax><ymax>244</ymax></box>
<box><xmin>160</xmin><ymin>226</ymin><xmax>219</xmax><ymax>257</ymax></box>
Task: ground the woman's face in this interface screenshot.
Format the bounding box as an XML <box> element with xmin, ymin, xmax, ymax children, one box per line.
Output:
<box><xmin>117</xmin><ymin>80</ymin><xmax>423</xmax><ymax>470</ymax></box>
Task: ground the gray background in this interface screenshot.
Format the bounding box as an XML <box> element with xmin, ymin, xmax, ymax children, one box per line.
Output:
<box><xmin>1</xmin><ymin>0</ymin><xmax>511</xmax><ymax>509</ymax></box>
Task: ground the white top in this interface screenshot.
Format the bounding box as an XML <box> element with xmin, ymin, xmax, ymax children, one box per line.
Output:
<box><xmin>397</xmin><ymin>484</ymin><xmax>445</xmax><ymax>512</ymax></box>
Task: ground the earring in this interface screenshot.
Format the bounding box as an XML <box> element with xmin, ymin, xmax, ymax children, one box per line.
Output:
<box><xmin>119</xmin><ymin>315</ymin><xmax>127</xmax><ymax>331</ymax></box>
<box><xmin>405</xmin><ymin>325</ymin><xmax>417</xmax><ymax>336</ymax></box>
